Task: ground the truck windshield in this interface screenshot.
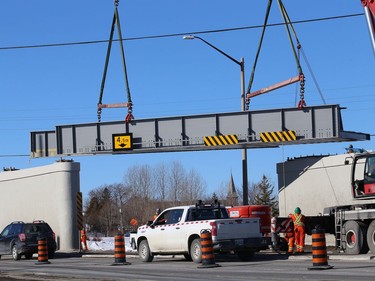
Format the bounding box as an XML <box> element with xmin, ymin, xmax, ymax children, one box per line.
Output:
<box><xmin>365</xmin><ymin>156</ymin><xmax>375</xmax><ymax>184</ymax></box>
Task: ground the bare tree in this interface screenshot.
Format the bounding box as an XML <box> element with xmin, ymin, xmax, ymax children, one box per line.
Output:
<box><xmin>212</xmin><ymin>181</ymin><xmax>230</xmax><ymax>202</ymax></box>
<box><xmin>86</xmin><ymin>161</ymin><xmax>211</xmax><ymax>234</ymax></box>
<box><xmin>236</xmin><ymin>179</ymin><xmax>264</xmax><ymax>206</ymax></box>
<box><xmin>168</xmin><ymin>161</ymin><xmax>186</xmax><ymax>203</ymax></box>
<box><xmin>111</xmin><ymin>183</ymin><xmax>131</xmax><ymax>232</ymax></box>
<box><xmin>124</xmin><ymin>164</ymin><xmax>154</xmax><ymax>200</ymax></box>
<box><xmin>154</xmin><ymin>162</ymin><xmax>168</xmax><ymax>200</ymax></box>
<box><xmin>182</xmin><ymin>169</ymin><xmax>207</xmax><ymax>201</ymax></box>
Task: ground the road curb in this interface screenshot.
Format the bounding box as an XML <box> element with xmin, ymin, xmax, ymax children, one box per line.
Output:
<box><xmin>287</xmin><ymin>253</ymin><xmax>375</xmax><ymax>261</ymax></box>
<box><xmin>81</xmin><ymin>251</ymin><xmax>139</xmax><ymax>258</ymax></box>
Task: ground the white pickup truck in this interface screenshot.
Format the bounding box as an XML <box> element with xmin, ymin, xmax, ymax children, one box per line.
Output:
<box><xmin>133</xmin><ymin>201</ymin><xmax>267</xmax><ymax>263</ymax></box>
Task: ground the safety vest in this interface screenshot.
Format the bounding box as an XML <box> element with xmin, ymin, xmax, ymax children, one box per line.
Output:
<box><xmin>291</xmin><ymin>213</ymin><xmax>305</xmax><ymax>227</ymax></box>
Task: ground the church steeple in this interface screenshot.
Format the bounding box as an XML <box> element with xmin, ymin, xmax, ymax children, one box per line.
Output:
<box><xmin>226</xmin><ymin>173</ymin><xmax>238</xmax><ymax>206</ymax></box>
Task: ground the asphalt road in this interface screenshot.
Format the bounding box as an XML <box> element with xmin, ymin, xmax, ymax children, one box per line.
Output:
<box><xmin>1</xmin><ymin>251</ymin><xmax>375</xmax><ymax>281</ymax></box>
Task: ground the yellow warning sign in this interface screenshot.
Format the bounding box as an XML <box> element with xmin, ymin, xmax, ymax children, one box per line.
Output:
<box><xmin>204</xmin><ymin>134</ymin><xmax>238</xmax><ymax>146</ymax></box>
<box><xmin>76</xmin><ymin>192</ymin><xmax>83</xmax><ymax>230</ymax></box>
<box><xmin>259</xmin><ymin>130</ymin><xmax>296</xmax><ymax>142</ymax></box>
<box><xmin>112</xmin><ymin>133</ymin><xmax>133</xmax><ymax>151</ymax></box>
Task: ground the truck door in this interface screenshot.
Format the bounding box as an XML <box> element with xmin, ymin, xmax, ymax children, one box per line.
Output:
<box><xmin>148</xmin><ymin>208</ymin><xmax>184</xmax><ymax>252</ymax></box>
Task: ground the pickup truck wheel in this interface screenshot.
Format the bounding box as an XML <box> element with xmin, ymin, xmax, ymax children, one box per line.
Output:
<box><xmin>366</xmin><ymin>220</ymin><xmax>375</xmax><ymax>254</ymax></box>
<box><xmin>138</xmin><ymin>240</ymin><xmax>154</xmax><ymax>262</ymax></box>
<box><xmin>183</xmin><ymin>253</ymin><xmax>192</xmax><ymax>261</ymax></box>
<box><xmin>12</xmin><ymin>245</ymin><xmax>21</xmax><ymax>261</ymax></box>
<box><xmin>343</xmin><ymin>220</ymin><xmax>368</xmax><ymax>254</ymax></box>
<box><xmin>237</xmin><ymin>251</ymin><xmax>255</xmax><ymax>261</ymax></box>
<box><xmin>190</xmin><ymin>238</ymin><xmax>202</xmax><ymax>263</ymax></box>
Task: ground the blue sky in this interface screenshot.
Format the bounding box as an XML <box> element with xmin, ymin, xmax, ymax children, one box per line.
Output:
<box><xmin>1</xmin><ymin>0</ymin><xmax>374</xmax><ymax>200</ymax></box>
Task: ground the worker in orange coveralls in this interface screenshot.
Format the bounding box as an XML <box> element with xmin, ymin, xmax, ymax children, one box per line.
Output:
<box><xmin>289</xmin><ymin>207</ymin><xmax>306</xmax><ymax>253</ymax></box>
<box><xmin>284</xmin><ymin>224</ymin><xmax>295</xmax><ymax>254</ymax></box>
<box><xmin>80</xmin><ymin>228</ymin><xmax>88</xmax><ymax>251</ymax></box>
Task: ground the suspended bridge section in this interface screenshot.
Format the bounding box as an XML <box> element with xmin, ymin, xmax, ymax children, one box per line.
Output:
<box><xmin>30</xmin><ymin>104</ymin><xmax>370</xmax><ymax>158</ymax></box>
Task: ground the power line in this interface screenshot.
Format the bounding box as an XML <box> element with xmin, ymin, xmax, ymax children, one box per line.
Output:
<box><xmin>0</xmin><ymin>13</ymin><xmax>363</xmax><ymax>51</ymax></box>
<box><xmin>0</xmin><ymin>154</ymin><xmax>29</xmax><ymax>157</ymax></box>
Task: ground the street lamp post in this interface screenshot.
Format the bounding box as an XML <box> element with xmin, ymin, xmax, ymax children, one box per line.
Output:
<box><xmin>119</xmin><ymin>193</ymin><xmax>125</xmax><ymax>234</ymax></box>
<box><xmin>183</xmin><ymin>35</ymin><xmax>248</xmax><ymax>205</ymax></box>
<box><xmin>119</xmin><ymin>208</ymin><xmax>123</xmax><ymax>231</ymax></box>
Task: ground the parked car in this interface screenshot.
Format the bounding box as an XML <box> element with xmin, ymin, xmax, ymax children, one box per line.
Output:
<box><xmin>0</xmin><ymin>220</ymin><xmax>57</xmax><ymax>260</ymax></box>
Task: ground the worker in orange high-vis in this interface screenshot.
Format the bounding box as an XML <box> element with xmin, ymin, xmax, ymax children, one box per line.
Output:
<box><xmin>284</xmin><ymin>221</ymin><xmax>295</xmax><ymax>254</ymax></box>
<box><xmin>80</xmin><ymin>228</ymin><xmax>88</xmax><ymax>251</ymax></box>
<box><xmin>289</xmin><ymin>207</ymin><xmax>306</xmax><ymax>253</ymax></box>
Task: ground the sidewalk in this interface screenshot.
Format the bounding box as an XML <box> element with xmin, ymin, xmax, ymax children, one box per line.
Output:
<box><xmin>284</xmin><ymin>250</ymin><xmax>375</xmax><ymax>261</ymax></box>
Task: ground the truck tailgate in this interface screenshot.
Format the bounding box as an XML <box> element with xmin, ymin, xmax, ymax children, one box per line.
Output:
<box><xmin>215</xmin><ymin>218</ymin><xmax>261</xmax><ymax>240</ymax></box>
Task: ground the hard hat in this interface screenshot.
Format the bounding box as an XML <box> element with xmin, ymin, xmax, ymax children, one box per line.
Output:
<box><xmin>295</xmin><ymin>207</ymin><xmax>301</xmax><ymax>213</ymax></box>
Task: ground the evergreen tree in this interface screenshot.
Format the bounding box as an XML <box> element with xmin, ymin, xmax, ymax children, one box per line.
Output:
<box><xmin>252</xmin><ymin>174</ymin><xmax>279</xmax><ymax>216</ymax></box>
<box><xmin>211</xmin><ymin>192</ymin><xmax>218</xmax><ymax>202</ymax></box>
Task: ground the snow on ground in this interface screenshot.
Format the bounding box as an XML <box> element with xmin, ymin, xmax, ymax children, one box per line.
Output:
<box><xmin>86</xmin><ymin>237</ymin><xmax>137</xmax><ymax>253</ymax></box>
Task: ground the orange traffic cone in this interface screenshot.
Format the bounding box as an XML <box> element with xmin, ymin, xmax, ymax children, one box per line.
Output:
<box><xmin>198</xmin><ymin>229</ymin><xmax>220</xmax><ymax>268</ymax></box>
<box><xmin>35</xmin><ymin>237</ymin><xmax>50</xmax><ymax>265</ymax></box>
<box><xmin>308</xmin><ymin>227</ymin><xmax>333</xmax><ymax>270</ymax></box>
<box><xmin>111</xmin><ymin>233</ymin><xmax>131</xmax><ymax>266</ymax></box>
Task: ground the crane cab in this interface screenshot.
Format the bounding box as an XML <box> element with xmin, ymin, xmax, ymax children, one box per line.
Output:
<box><xmin>351</xmin><ymin>153</ymin><xmax>375</xmax><ymax>198</ymax></box>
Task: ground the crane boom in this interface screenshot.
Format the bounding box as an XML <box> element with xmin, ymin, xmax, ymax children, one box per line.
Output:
<box><xmin>361</xmin><ymin>0</ymin><xmax>375</xmax><ymax>54</ymax></box>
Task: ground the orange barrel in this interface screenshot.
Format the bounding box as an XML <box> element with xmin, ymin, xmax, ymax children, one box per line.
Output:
<box><xmin>198</xmin><ymin>230</ymin><xmax>220</xmax><ymax>268</ymax></box>
<box><xmin>35</xmin><ymin>237</ymin><xmax>50</xmax><ymax>265</ymax></box>
<box><xmin>111</xmin><ymin>233</ymin><xmax>131</xmax><ymax>266</ymax></box>
<box><xmin>308</xmin><ymin>227</ymin><xmax>333</xmax><ymax>270</ymax></box>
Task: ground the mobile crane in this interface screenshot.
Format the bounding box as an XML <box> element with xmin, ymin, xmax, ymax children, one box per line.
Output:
<box><xmin>275</xmin><ymin>148</ymin><xmax>375</xmax><ymax>254</ymax></box>
<box><xmin>270</xmin><ymin>1</ymin><xmax>375</xmax><ymax>256</ymax></box>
